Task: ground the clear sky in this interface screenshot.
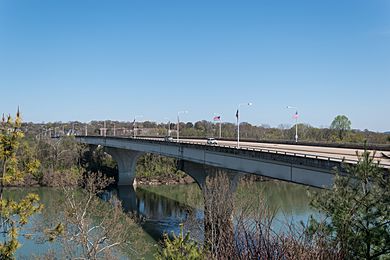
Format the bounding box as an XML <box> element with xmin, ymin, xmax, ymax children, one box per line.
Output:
<box><xmin>0</xmin><ymin>0</ymin><xmax>389</xmax><ymax>131</ymax></box>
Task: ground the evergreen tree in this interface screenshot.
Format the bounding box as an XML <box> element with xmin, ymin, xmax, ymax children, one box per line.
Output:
<box><xmin>309</xmin><ymin>148</ymin><xmax>390</xmax><ymax>259</ymax></box>
<box><xmin>0</xmin><ymin>111</ymin><xmax>42</xmax><ymax>259</ymax></box>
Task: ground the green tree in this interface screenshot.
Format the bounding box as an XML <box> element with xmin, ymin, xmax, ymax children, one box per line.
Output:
<box><xmin>0</xmin><ymin>111</ymin><xmax>42</xmax><ymax>259</ymax></box>
<box><xmin>330</xmin><ymin>115</ymin><xmax>352</xmax><ymax>140</ymax></box>
<box><xmin>309</xmin><ymin>149</ymin><xmax>390</xmax><ymax>259</ymax></box>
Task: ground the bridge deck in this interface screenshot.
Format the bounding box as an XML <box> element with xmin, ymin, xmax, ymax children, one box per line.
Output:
<box><xmin>140</xmin><ymin>137</ymin><xmax>390</xmax><ymax>168</ymax></box>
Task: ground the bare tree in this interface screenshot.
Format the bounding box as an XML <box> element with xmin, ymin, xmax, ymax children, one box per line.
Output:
<box><xmin>55</xmin><ymin>172</ymin><xmax>141</xmax><ymax>259</ymax></box>
<box><xmin>200</xmin><ymin>172</ymin><xmax>344</xmax><ymax>259</ymax></box>
<box><xmin>202</xmin><ymin>171</ymin><xmax>236</xmax><ymax>258</ymax></box>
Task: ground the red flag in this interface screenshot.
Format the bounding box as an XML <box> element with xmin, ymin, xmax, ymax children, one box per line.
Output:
<box><xmin>213</xmin><ymin>116</ymin><xmax>221</xmax><ymax>121</ymax></box>
<box><xmin>293</xmin><ymin>111</ymin><xmax>299</xmax><ymax>119</ymax></box>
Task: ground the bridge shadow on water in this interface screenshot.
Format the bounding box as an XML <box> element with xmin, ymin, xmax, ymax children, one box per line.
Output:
<box><xmin>102</xmin><ymin>185</ymin><xmax>204</xmax><ymax>242</ymax></box>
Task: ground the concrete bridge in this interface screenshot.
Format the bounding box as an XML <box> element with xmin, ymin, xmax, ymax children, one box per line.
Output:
<box><xmin>75</xmin><ymin>136</ymin><xmax>390</xmax><ymax>189</ymax></box>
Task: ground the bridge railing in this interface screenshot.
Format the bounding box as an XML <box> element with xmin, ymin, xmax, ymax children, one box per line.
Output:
<box><xmin>76</xmin><ymin>136</ymin><xmax>390</xmax><ymax>168</ymax></box>
<box><xmin>135</xmin><ymin>135</ymin><xmax>390</xmax><ymax>152</ymax></box>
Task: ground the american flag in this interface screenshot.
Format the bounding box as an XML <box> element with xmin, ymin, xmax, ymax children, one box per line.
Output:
<box><xmin>213</xmin><ymin>116</ymin><xmax>221</xmax><ymax>121</ymax></box>
<box><xmin>293</xmin><ymin>111</ymin><xmax>299</xmax><ymax>119</ymax></box>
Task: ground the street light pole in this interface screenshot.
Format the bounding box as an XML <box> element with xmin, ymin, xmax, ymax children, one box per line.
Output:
<box><xmin>177</xmin><ymin>111</ymin><xmax>188</xmax><ymax>141</ymax></box>
<box><xmin>164</xmin><ymin>117</ymin><xmax>170</xmax><ymax>136</ymax></box>
<box><xmin>286</xmin><ymin>106</ymin><xmax>299</xmax><ymax>142</ymax></box>
<box><xmin>133</xmin><ymin>115</ymin><xmax>143</xmax><ymax>138</ymax></box>
<box><xmin>237</xmin><ymin>103</ymin><xmax>252</xmax><ymax>148</ymax></box>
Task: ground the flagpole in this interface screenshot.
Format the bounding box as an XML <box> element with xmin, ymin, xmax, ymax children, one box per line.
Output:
<box><xmin>295</xmin><ymin>112</ymin><xmax>298</xmax><ymax>143</ymax></box>
<box><xmin>237</xmin><ymin>109</ymin><xmax>240</xmax><ymax>148</ymax></box>
<box><xmin>213</xmin><ymin>113</ymin><xmax>222</xmax><ymax>139</ymax></box>
<box><xmin>219</xmin><ymin>119</ymin><xmax>222</xmax><ymax>139</ymax></box>
<box><xmin>237</xmin><ymin>102</ymin><xmax>252</xmax><ymax>149</ymax></box>
<box><xmin>286</xmin><ymin>106</ymin><xmax>299</xmax><ymax>143</ymax></box>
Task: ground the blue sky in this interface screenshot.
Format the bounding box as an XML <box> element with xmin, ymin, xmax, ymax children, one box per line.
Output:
<box><xmin>0</xmin><ymin>0</ymin><xmax>389</xmax><ymax>131</ymax></box>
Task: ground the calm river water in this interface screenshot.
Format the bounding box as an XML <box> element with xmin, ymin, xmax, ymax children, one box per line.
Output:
<box><xmin>8</xmin><ymin>180</ymin><xmax>317</xmax><ymax>259</ymax></box>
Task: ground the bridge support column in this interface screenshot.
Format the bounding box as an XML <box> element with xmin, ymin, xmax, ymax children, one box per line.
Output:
<box><xmin>105</xmin><ymin>147</ymin><xmax>143</xmax><ymax>186</ymax></box>
<box><xmin>180</xmin><ymin>160</ymin><xmax>242</xmax><ymax>253</ymax></box>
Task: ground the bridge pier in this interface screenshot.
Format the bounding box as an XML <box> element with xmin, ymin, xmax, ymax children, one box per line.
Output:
<box><xmin>105</xmin><ymin>147</ymin><xmax>143</xmax><ymax>186</ymax></box>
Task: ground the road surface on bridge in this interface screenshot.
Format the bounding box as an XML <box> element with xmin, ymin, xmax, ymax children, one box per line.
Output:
<box><xmin>140</xmin><ymin>137</ymin><xmax>390</xmax><ymax>168</ymax></box>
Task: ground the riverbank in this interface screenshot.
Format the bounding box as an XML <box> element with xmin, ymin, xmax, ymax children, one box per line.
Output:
<box><xmin>136</xmin><ymin>174</ymin><xmax>271</xmax><ymax>186</ymax></box>
<box><xmin>136</xmin><ymin>174</ymin><xmax>195</xmax><ymax>186</ymax></box>
<box><xmin>5</xmin><ymin>168</ymin><xmax>272</xmax><ymax>188</ymax></box>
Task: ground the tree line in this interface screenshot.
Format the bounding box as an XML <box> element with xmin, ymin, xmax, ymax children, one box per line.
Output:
<box><xmin>23</xmin><ymin>115</ymin><xmax>390</xmax><ymax>144</ymax></box>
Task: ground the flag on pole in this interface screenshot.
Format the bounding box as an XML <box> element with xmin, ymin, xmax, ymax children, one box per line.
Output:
<box><xmin>236</xmin><ymin>109</ymin><xmax>239</xmax><ymax>119</ymax></box>
<box><xmin>213</xmin><ymin>116</ymin><xmax>221</xmax><ymax>121</ymax></box>
<box><xmin>293</xmin><ymin>111</ymin><xmax>299</xmax><ymax>119</ymax></box>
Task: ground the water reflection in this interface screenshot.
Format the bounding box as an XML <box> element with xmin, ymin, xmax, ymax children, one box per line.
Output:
<box><xmin>111</xmin><ymin>180</ymin><xmax>317</xmax><ymax>242</ymax></box>
<box><xmin>114</xmin><ymin>186</ymin><xmax>202</xmax><ymax>241</ymax></box>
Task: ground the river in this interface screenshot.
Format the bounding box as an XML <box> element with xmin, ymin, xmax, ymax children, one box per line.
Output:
<box><xmin>6</xmin><ymin>180</ymin><xmax>317</xmax><ymax>259</ymax></box>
